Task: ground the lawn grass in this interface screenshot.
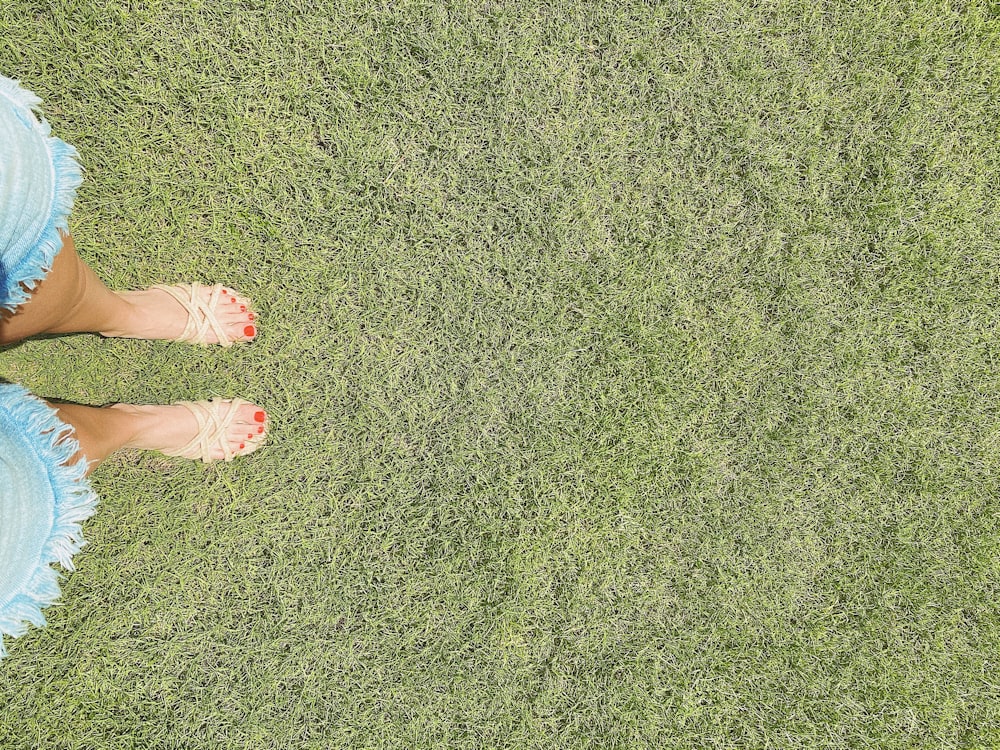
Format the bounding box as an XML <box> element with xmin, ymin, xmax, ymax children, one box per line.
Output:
<box><xmin>1</xmin><ymin>0</ymin><xmax>1000</xmax><ymax>747</ymax></box>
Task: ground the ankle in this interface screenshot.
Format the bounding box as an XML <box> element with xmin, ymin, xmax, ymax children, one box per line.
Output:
<box><xmin>106</xmin><ymin>403</ymin><xmax>151</xmax><ymax>449</ymax></box>
<box><xmin>97</xmin><ymin>294</ymin><xmax>142</xmax><ymax>338</ymax></box>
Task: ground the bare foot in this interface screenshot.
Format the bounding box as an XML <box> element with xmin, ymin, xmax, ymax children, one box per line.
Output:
<box><xmin>109</xmin><ymin>400</ymin><xmax>267</xmax><ymax>462</ymax></box>
<box><xmin>100</xmin><ymin>285</ymin><xmax>257</xmax><ymax>345</ymax></box>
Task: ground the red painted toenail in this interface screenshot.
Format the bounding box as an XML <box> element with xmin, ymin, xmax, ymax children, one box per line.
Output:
<box><xmin>240</xmin><ymin>305</ymin><xmax>246</xmax><ymax>312</ymax></box>
<box><xmin>222</xmin><ymin>288</ymin><xmax>228</xmax><ymax>294</ymax></box>
<box><xmin>239</xmin><ymin>443</ymin><xmax>245</xmax><ymax>450</ymax></box>
<box><xmin>257</xmin><ymin>426</ymin><xmax>264</xmax><ymax>433</ymax></box>
<box><xmin>231</xmin><ymin>297</ymin><xmax>237</xmax><ymax>303</ymax></box>
<box><xmin>244</xmin><ymin>325</ymin><xmax>256</xmax><ymax>337</ymax></box>
<box><xmin>248</xmin><ymin>313</ymin><xmax>255</xmax><ymax>321</ymax></box>
<box><xmin>255</xmin><ymin>411</ymin><xmax>266</xmax><ymax>423</ymax></box>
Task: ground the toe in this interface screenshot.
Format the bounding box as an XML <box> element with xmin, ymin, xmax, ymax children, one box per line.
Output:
<box><xmin>219</xmin><ymin>318</ymin><xmax>256</xmax><ymax>341</ymax></box>
<box><xmin>235</xmin><ymin>402</ymin><xmax>267</xmax><ymax>430</ymax></box>
<box><xmin>219</xmin><ymin>288</ymin><xmax>252</xmax><ymax>311</ymax></box>
<box><xmin>225</xmin><ymin>425</ymin><xmax>265</xmax><ymax>459</ymax></box>
<box><xmin>210</xmin><ymin>401</ymin><xmax>267</xmax><ymax>460</ymax></box>
<box><xmin>219</xmin><ymin>308</ymin><xmax>256</xmax><ymax>339</ymax></box>
<box><xmin>207</xmin><ymin>286</ymin><xmax>257</xmax><ymax>343</ymax></box>
<box><xmin>226</xmin><ymin>427</ymin><xmax>248</xmax><ymax>455</ymax></box>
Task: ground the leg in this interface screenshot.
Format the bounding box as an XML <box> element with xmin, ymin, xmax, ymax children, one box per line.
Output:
<box><xmin>51</xmin><ymin>402</ymin><xmax>140</xmax><ymax>471</ymax></box>
<box><xmin>0</xmin><ymin>233</ymin><xmax>129</xmax><ymax>345</ymax></box>
<box><xmin>0</xmin><ymin>233</ymin><xmax>257</xmax><ymax>347</ymax></box>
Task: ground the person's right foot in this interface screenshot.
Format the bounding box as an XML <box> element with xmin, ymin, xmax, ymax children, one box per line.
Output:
<box><xmin>100</xmin><ymin>284</ymin><xmax>257</xmax><ymax>345</ymax></box>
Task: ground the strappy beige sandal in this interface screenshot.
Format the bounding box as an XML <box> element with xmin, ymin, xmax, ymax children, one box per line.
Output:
<box><xmin>150</xmin><ymin>283</ymin><xmax>255</xmax><ymax>347</ymax></box>
<box><xmin>162</xmin><ymin>398</ymin><xmax>267</xmax><ymax>463</ymax></box>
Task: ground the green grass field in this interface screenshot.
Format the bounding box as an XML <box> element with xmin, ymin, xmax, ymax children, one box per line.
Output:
<box><xmin>1</xmin><ymin>1</ymin><xmax>999</xmax><ymax>747</ymax></box>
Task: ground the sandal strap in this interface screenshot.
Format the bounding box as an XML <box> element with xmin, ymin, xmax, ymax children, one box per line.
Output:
<box><xmin>150</xmin><ymin>283</ymin><xmax>233</xmax><ymax>347</ymax></box>
<box><xmin>168</xmin><ymin>399</ymin><xmax>251</xmax><ymax>462</ymax></box>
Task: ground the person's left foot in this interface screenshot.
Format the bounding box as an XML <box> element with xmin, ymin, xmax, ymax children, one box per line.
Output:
<box><xmin>99</xmin><ymin>284</ymin><xmax>256</xmax><ymax>346</ymax></box>
<box><xmin>109</xmin><ymin>399</ymin><xmax>267</xmax><ymax>462</ymax></box>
